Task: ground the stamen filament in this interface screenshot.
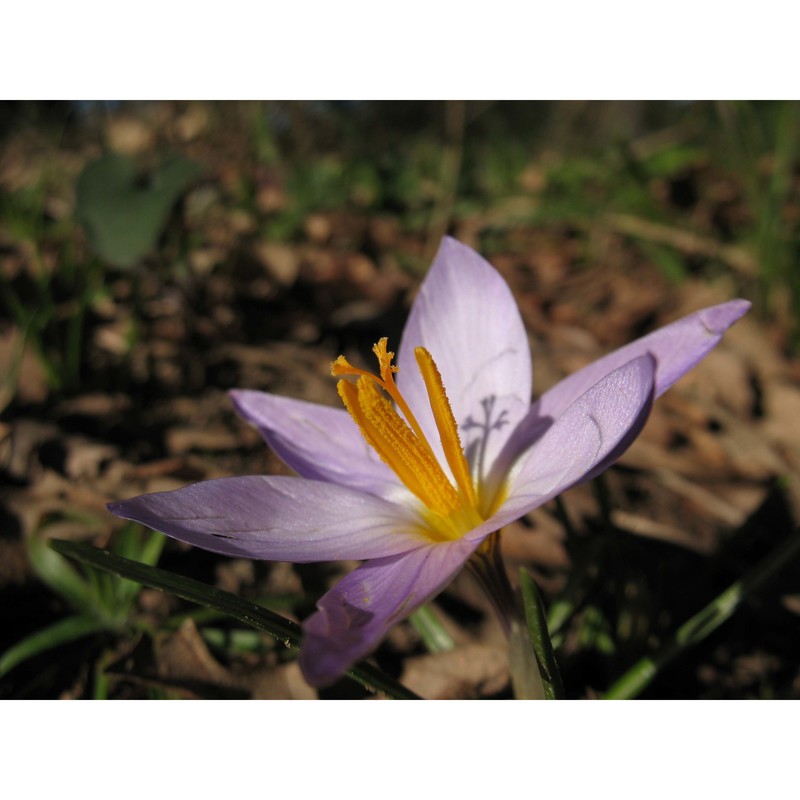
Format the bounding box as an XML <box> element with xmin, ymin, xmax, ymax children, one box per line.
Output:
<box><xmin>333</xmin><ymin>338</ymin><xmax>484</xmax><ymax>542</ymax></box>
<box><xmin>332</xmin><ymin>339</ymin><xmax>433</xmax><ymax>457</ymax></box>
<box><xmin>414</xmin><ymin>347</ymin><xmax>477</xmax><ymax>508</ymax></box>
<box><xmin>337</xmin><ymin>376</ymin><xmax>460</xmax><ymax>520</ymax></box>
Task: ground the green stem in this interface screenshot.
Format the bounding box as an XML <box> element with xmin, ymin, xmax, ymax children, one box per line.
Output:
<box><xmin>467</xmin><ymin>532</ymin><xmax>558</xmax><ymax>698</ymax></box>
<box><xmin>409</xmin><ymin>605</ymin><xmax>455</xmax><ymax>653</ymax></box>
<box><xmin>466</xmin><ymin>531</ymin><xmax>517</xmax><ymax>636</ymax></box>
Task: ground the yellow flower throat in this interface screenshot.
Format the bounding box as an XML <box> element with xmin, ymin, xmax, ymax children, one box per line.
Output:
<box><xmin>332</xmin><ymin>339</ymin><xmax>486</xmax><ymax>542</ymax></box>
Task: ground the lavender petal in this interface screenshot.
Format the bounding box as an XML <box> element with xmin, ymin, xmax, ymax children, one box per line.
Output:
<box><xmin>300</xmin><ymin>537</ymin><xmax>478</xmax><ymax>687</ymax></box>
<box><xmin>230</xmin><ymin>390</ymin><xmax>399</xmax><ymax>498</ymax></box>
<box><xmin>397</xmin><ymin>237</ymin><xmax>532</xmax><ymax>480</ymax></box>
<box><xmin>108</xmin><ymin>476</ymin><xmax>431</xmax><ymax>562</ymax></box>
<box><xmin>535</xmin><ymin>299</ymin><xmax>750</xmax><ymax>421</ymax></box>
<box><xmin>468</xmin><ymin>354</ymin><xmax>656</xmax><ymax>541</ymax></box>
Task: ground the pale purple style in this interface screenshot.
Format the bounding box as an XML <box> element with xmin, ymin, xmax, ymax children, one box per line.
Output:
<box><xmin>109</xmin><ymin>238</ymin><xmax>750</xmax><ymax>687</ymax></box>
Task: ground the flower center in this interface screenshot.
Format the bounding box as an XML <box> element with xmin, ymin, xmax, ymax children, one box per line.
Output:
<box><xmin>332</xmin><ymin>338</ymin><xmax>485</xmax><ymax>542</ymax></box>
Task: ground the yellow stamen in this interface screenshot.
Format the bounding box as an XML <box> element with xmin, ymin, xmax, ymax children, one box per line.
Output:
<box><xmin>333</xmin><ymin>338</ymin><xmax>431</xmax><ymax>453</ymax></box>
<box><xmin>414</xmin><ymin>347</ymin><xmax>477</xmax><ymax>508</ymax></box>
<box><xmin>336</xmin><ymin>376</ymin><xmax>459</xmax><ymax>519</ymax></box>
<box><xmin>333</xmin><ymin>340</ymin><xmax>483</xmax><ymax>542</ymax></box>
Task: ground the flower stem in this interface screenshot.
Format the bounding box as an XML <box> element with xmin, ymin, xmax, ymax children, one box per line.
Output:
<box><xmin>468</xmin><ymin>532</ymin><xmax>560</xmax><ymax>698</ymax></box>
<box><xmin>466</xmin><ymin>531</ymin><xmax>517</xmax><ymax>637</ymax></box>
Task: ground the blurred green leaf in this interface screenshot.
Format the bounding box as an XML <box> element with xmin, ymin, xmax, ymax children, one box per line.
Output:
<box><xmin>76</xmin><ymin>153</ymin><xmax>202</xmax><ymax>268</ymax></box>
<box><xmin>27</xmin><ymin>523</ymin><xmax>163</xmax><ymax>627</ymax></box>
<box><xmin>108</xmin><ymin>526</ymin><xmax>166</xmax><ymax>613</ymax></box>
<box><xmin>26</xmin><ymin>534</ymin><xmax>95</xmax><ymax>614</ymax></box>
<box><xmin>198</xmin><ymin>627</ymin><xmax>273</xmax><ymax>655</ymax></box>
<box><xmin>578</xmin><ymin>605</ymin><xmax>617</xmax><ymax>655</ymax></box>
<box><xmin>642</xmin><ymin>144</ymin><xmax>705</xmax><ymax>177</ymax></box>
<box><xmin>0</xmin><ymin>614</ymin><xmax>106</xmax><ymax>678</ymax></box>
<box><xmin>640</xmin><ymin>240</ymin><xmax>688</xmax><ymax>283</ymax></box>
<box><xmin>409</xmin><ymin>605</ymin><xmax>455</xmax><ymax>653</ymax></box>
<box><xmin>49</xmin><ymin>538</ymin><xmax>421</xmax><ymax>699</ymax></box>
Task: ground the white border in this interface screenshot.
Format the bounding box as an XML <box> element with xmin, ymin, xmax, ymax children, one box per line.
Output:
<box><xmin>3</xmin><ymin>701</ymin><xmax>795</xmax><ymax>797</ymax></box>
<box><xmin>3</xmin><ymin>2</ymin><xmax>795</xmax><ymax>100</ymax></box>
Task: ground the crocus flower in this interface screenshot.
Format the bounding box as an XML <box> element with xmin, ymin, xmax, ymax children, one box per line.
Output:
<box><xmin>109</xmin><ymin>238</ymin><xmax>750</xmax><ymax>688</ymax></box>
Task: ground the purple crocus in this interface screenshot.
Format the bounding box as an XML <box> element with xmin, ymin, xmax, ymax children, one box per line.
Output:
<box><xmin>109</xmin><ymin>238</ymin><xmax>750</xmax><ymax>688</ymax></box>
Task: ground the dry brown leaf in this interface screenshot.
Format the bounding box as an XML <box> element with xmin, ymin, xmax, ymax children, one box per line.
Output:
<box><xmin>156</xmin><ymin>619</ymin><xmax>238</xmax><ymax>690</ymax></box>
<box><xmin>501</xmin><ymin>515</ymin><xmax>570</xmax><ymax>569</ymax></box>
<box><xmin>248</xmin><ymin>662</ymin><xmax>318</xmax><ymax>700</ymax></box>
<box><xmin>0</xmin><ymin>327</ymin><xmax>50</xmax><ymax>407</ymax></box>
<box><xmin>105</xmin><ymin>115</ymin><xmax>155</xmax><ymax>155</ymax></box>
<box><xmin>253</xmin><ymin>241</ymin><xmax>300</xmax><ymax>286</ymax></box>
<box><xmin>676</xmin><ymin>347</ymin><xmax>754</xmax><ymax>418</ymax></box>
<box><xmin>400</xmin><ymin>643</ymin><xmax>509</xmax><ymax>699</ymax></box>
<box><xmin>165</xmin><ymin>426</ymin><xmax>242</xmax><ymax>455</ymax></box>
<box><xmin>760</xmin><ymin>381</ymin><xmax>800</xmax><ymax>468</ymax></box>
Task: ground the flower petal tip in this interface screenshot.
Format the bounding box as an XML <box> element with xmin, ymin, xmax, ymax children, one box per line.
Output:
<box><xmin>298</xmin><ymin>646</ymin><xmax>342</xmax><ymax>689</ymax></box>
<box><xmin>297</xmin><ymin>604</ymin><xmax>371</xmax><ymax>689</ymax></box>
<box><xmin>227</xmin><ymin>388</ymin><xmax>249</xmax><ymax>412</ymax></box>
<box><xmin>435</xmin><ymin>235</ymin><xmax>481</xmax><ymax>265</ymax></box>
<box><xmin>699</xmin><ymin>299</ymin><xmax>751</xmax><ymax>335</ymax></box>
<box><xmin>106</xmin><ymin>500</ymin><xmax>128</xmax><ymax>518</ymax></box>
<box><xmin>107</xmin><ymin>497</ymin><xmax>154</xmax><ymax>527</ymax></box>
<box><xmin>439</xmin><ymin>234</ymin><xmax>463</xmax><ymax>250</ymax></box>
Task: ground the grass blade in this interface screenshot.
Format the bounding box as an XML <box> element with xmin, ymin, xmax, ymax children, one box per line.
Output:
<box><xmin>49</xmin><ymin>538</ymin><xmax>420</xmax><ymax>700</ymax></box>
<box><xmin>26</xmin><ymin>534</ymin><xmax>95</xmax><ymax>614</ymax></box>
<box><xmin>604</xmin><ymin>527</ymin><xmax>800</xmax><ymax>699</ymax></box>
<box><xmin>0</xmin><ymin>614</ymin><xmax>107</xmax><ymax>678</ymax></box>
<box><xmin>519</xmin><ymin>567</ymin><xmax>565</xmax><ymax>699</ymax></box>
<box><xmin>409</xmin><ymin>604</ymin><xmax>455</xmax><ymax>653</ymax></box>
